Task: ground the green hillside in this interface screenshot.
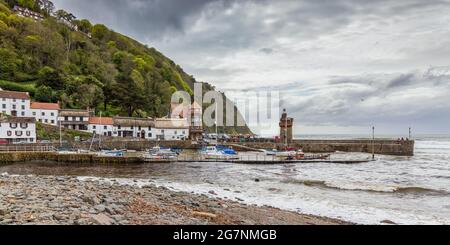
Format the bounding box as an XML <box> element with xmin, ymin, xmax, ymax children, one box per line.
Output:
<box><xmin>0</xmin><ymin>0</ymin><xmax>251</xmax><ymax>134</ymax></box>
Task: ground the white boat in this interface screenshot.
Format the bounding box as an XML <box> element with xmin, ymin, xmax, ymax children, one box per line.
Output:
<box><xmin>97</xmin><ymin>150</ymin><xmax>124</xmax><ymax>157</ymax></box>
<box><xmin>201</xmin><ymin>146</ymin><xmax>240</xmax><ymax>160</ymax></box>
<box><xmin>143</xmin><ymin>146</ymin><xmax>178</xmax><ymax>160</ymax></box>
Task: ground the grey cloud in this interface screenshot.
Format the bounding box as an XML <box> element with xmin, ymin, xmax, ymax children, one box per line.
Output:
<box><xmin>259</xmin><ymin>48</ymin><xmax>273</xmax><ymax>54</ymax></box>
<box><xmin>52</xmin><ymin>0</ymin><xmax>450</xmax><ymax>134</ymax></box>
<box><xmin>387</xmin><ymin>74</ymin><xmax>415</xmax><ymax>88</ymax></box>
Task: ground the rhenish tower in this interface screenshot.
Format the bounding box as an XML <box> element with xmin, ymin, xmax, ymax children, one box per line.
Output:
<box><xmin>279</xmin><ymin>109</ymin><xmax>294</xmax><ymax>145</ymax></box>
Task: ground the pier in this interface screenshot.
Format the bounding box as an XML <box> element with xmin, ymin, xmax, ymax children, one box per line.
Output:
<box><xmin>226</xmin><ymin>139</ymin><xmax>415</xmax><ymax>156</ymax></box>
<box><xmin>0</xmin><ymin>151</ymin><xmax>371</xmax><ymax>165</ymax></box>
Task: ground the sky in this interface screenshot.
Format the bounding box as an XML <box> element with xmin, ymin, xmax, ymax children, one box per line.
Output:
<box><xmin>52</xmin><ymin>0</ymin><xmax>450</xmax><ymax>136</ymax></box>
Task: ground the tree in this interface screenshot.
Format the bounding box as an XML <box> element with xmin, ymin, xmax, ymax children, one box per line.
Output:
<box><xmin>0</xmin><ymin>48</ymin><xmax>18</xmax><ymax>80</ymax></box>
<box><xmin>112</xmin><ymin>74</ymin><xmax>147</xmax><ymax>116</ymax></box>
<box><xmin>71</xmin><ymin>83</ymin><xmax>104</xmax><ymax>109</ymax></box>
<box><xmin>91</xmin><ymin>24</ymin><xmax>109</xmax><ymax>40</ymax></box>
<box><xmin>36</xmin><ymin>66</ymin><xmax>64</xmax><ymax>89</ymax></box>
<box><xmin>34</xmin><ymin>85</ymin><xmax>54</xmax><ymax>102</ymax></box>
<box><xmin>74</xmin><ymin>19</ymin><xmax>92</xmax><ymax>33</ymax></box>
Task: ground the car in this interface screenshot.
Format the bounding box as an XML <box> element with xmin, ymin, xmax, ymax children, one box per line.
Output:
<box><xmin>0</xmin><ymin>139</ymin><xmax>9</xmax><ymax>145</ymax></box>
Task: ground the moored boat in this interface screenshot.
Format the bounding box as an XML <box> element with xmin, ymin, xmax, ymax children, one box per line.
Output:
<box><xmin>200</xmin><ymin>146</ymin><xmax>240</xmax><ymax>160</ymax></box>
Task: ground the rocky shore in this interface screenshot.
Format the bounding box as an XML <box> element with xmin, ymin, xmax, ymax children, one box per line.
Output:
<box><xmin>0</xmin><ymin>174</ymin><xmax>351</xmax><ymax>225</ymax></box>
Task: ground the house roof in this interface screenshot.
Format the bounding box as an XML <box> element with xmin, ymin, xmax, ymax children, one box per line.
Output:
<box><xmin>89</xmin><ymin>117</ymin><xmax>113</xmax><ymax>125</ymax></box>
<box><xmin>113</xmin><ymin>117</ymin><xmax>155</xmax><ymax>127</ymax></box>
<box><xmin>155</xmin><ymin>118</ymin><xmax>190</xmax><ymax>129</ymax></box>
<box><xmin>31</xmin><ymin>102</ymin><xmax>60</xmax><ymax>110</ymax></box>
<box><xmin>0</xmin><ymin>90</ymin><xmax>30</xmax><ymax>100</ymax></box>
<box><xmin>59</xmin><ymin>109</ymin><xmax>90</xmax><ymax>117</ymax></box>
<box><xmin>0</xmin><ymin>117</ymin><xmax>35</xmax><ymax>123</ymax></box>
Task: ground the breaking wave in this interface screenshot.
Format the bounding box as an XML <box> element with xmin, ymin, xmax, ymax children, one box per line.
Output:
<box><xmin>282</xmin><ymin>178</ymin><xmax>450</xmax><ymax>195</ymax></box>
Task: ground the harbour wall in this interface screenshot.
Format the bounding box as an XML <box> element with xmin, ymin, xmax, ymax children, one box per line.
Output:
<box><xmin>230</xmin><ymin>139</ymin><xmax>415</xmax><ymax>156</ymax></box>
<box><xmin>0</xmin><ymin>139</ymin><xmax>415</xmax><ymax>156</ymax></box>
<box><xmin>0</xmin><ymin>152</ymin><xmax>143</xmax><ymax>165</ymax></box>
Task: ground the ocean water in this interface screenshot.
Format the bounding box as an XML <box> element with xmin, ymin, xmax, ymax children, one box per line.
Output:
<box><xmin>1</xmin><ymin>135</ymin><xmax>450</xmax><ymax>225</ymax></box>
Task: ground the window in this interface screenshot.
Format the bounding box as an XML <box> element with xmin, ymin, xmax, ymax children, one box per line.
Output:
<box><xmin>131</xmin><ymin>126</ymin><xmax>134</xmax><ymax>130</ymax></box>
<box><xmin>148</xmin><ymin>127</ymin><xmax>152</xmax><ymax>130</ymax></box>
<box><xmin>148</xmin><ymin>133</ymin><xmax>152</xmax><ymax>138</ymax></box>
<box><xmin>182</xmin><ymin>131</ymin><xmax>185</xmax><ymax>134</ymax></box>
<box><xmin>21</xmin><ymin>111</ymin><xmax>25</xmax><ymax>116</ymax></box>
<box><xmin>138</xmin><ymin>126</ymin><xmax>141</xmax><ymax>130</ymax></box>
<box><xmin>26</xmin><ymin>131</ymin><xmax>31</xmax><ymax>136</ymax></box>
<box><xmin>79</xmin><ymin>117</ymin><xmax>83</xmax><ymax>122</ymax></box>
<box><xmin>10</xmin><ymin>123</ymin><xmax>17</xmax><ymax>129</ymax></box>
<box><xmin>161</xmin><ymin>130</ymin><xmax>165</xmax><ymax>133</ymax></box>
<box><xmin>13</xmin><ymin>99</ymin><xmax>16</xmax><ymax>102</ymax></box>
<box><xmin>42</xmin><ymin>112</ymin><xmax>45</xmax><ymax>116</ymax></box>
<box><xmin>104</xmin><ymin>132</ymin><xmax>107</xmax><ymax>136</ymax></box>
<box><xmin>104</xmin><ymin>126</ymin><xmax>107</xmax><ymax>130</ymax></box>
<box><xmin>21</xmin><ymin>105</ymin><xmax>25</xmax><ymax>110</ymax></box>
<box><xmin>22</xmin><ymin>99</ymin><xmax>25</xmax><ymax>103</ymax></box>
<box><xmin>51</xmin><ymin>120</ymin><xmax>55</xmax><ymax>124</ymax></box>
<box><xmin>32</xmin><ymin>112</ymin><xmax>36</xmax><ymax>116</ymax></box>
<box><xmin>93</xmin><ymin>125</ymin><xmax>96</xmax><ymax>129</ymax></box>
<box><xmin>20</xmin><ymin>123</ymin><xmax>28</xmax><ymax>129</ymax></box>
<box><xmin>51</xmin><ymin>112</ymin><xmax>54</xmax><ymax>116</ymax></box>
<box><xmin>118</xmin><ymin>125</ymin><xmax>121</xmax><ymax>129</ymax></box>
<box><xmin>2</xmin><ymin>98</ymin><xmax>5</xmax><ymax>101</ymax></box>
<box><xmin>45</xmin><ymin>119</ymin><xmax>48</xmax><ymax>123</ymax></box>
<box><xmin>12</xmin><ymin>105</ymin><xmax>16</xmax><ymax>109</ymax></box>
<box><xmin>15</xmin><ymin>131</ymin><xmax>23</xmax><ymax>136</ymax></box>
<box><xmin>2</xmin><ymin>104</ymin><xmax>5</xmax><ymax>109</ymax></box>
<box><xmin>72</xmin><ymin>117</ymin><xmax>76</xmax><ymax>121</ymax></box>
<box><xmin>175</xmin><ymin>131</ymin><xmax>177</xmax><ymax>135</ymax></box>
<box><xmin>64</xmin><ymin>116</ymin><xmax>68</xmax><ymax>121</ymax></box>
<box><xmin>7</xmin><ymin>131</ymin><xmax>12</xmax><ymax>136</ymax></box>
<box><xmin>39</xmin><ymin>119</ymin><xmax>42</xmax><ymax>122</ymax></box>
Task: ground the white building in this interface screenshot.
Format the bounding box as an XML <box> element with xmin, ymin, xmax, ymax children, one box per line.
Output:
<box><xmin>155</xmin><ymin>118</ymin><xmax>189</xmax><ymax>141</ymax></box>
<box><xmin>31</xmin><ymin>102</ymin><xmax>60</xmax><ymax>126</ymax></box>
<box><xmin>0</xmin><ymin>117</ymin><xmax>36</xmax><ymax>144</ymax></box>
<box><xmin>113</xmin><ymin>117</ymin><xmax>156</xmax><ymax>139</ymax></box>
<box><xmin>88</xmin><ymin>117</ymin><xmax>114</xmax><ymax>136</ymax></box>
<box><xmin>0</xmin><ymin>89</ymin><xmax>31</xmax><ymax>117</ymax></box>
<box><xmin>13</xmin><ymin>5</ymin><xmax>44</xmax><ymax>21</ymax></box>
<box><xmin>170</xmin><ymin>102</ymin><xmax>203</xmax><ymax>140</ymax></box>
<box><xmin>58</xmin><ymin>109</ymin><xmax>91</xmax><ymax>131</ymax></box>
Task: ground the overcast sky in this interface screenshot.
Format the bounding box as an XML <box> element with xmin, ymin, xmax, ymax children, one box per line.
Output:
<box><xmin>53</xmin><ymin>0</ymin><xmax>450</xmax><ymax>136</ymax></box>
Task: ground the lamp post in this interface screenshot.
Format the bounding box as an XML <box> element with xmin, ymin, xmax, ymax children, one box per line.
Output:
<box><xmin>372</xmin><ymin>126</ymin><xmax>375</xmax><ymax>160</ymax></box>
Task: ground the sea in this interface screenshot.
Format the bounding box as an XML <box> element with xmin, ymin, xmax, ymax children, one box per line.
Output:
<box><xmin>1</xmin><ymin>134</ymin><xmax>450</xmax><ymax>225</ymax></box>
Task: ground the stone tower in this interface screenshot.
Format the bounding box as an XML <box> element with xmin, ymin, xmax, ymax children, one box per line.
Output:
<box><xmin>279</xmin><ymin>109</ymin><xmax>294</xmax><ymax>145</ymax></box>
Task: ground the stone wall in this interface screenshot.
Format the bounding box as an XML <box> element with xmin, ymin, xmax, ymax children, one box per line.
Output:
<box><xmin>231</xmin><ymin>139</ymin><xmax>415</xmax><ymax>156</ymax></box>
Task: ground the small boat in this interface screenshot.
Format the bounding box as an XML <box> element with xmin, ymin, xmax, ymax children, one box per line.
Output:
<box><xmin>274</xmin><ymin>148</ymin><xmax>305</xmax><ymax>160</ymax></box>
<box><xmin>263</xmin><ymin>149</ymin><xmax>278</xmax><ymax>156</ymax></box>
<box><xmin>143</xmin><ymin>146</ymin><xmax>179</xmax><ymax>160</ymax></box>
<box><xmin>97</xmin><ymin>150</ymin><xmax>125</xmax><ymax>157</ymax></box>
<box><xmin>200</xmin><ymin>146</ymin><xmax>240</xmax><ymax>160</ymax></box>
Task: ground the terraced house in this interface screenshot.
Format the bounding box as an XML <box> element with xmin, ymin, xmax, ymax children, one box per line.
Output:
<box><xmin>0</xmin><ymin>117</ymin><xmax>36</xmax><ymax>144</ymax></box>
<box><xmin>0</xmin><ymin>89</ymin><xmax>31</xmax><ymax>117</ymax></box>
<box><xmin>31</xmin><ymin>102</ymin><xmax>60</xmax><ymax>126</ymax></box>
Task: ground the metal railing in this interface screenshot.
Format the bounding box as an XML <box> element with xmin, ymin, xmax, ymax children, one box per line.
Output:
<box><xmin>0</xmin><ymin>145</ymin><xmax>56</xmax><ymax>152</ymax></box>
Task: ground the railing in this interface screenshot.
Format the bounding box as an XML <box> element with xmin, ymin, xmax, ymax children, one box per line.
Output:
<box><xmin>173</xmin><ymin>153</ymin><xmax>331</xmax><ymax>163</ymax></box>
<box><xmin>0</xmin><ymin>145</ymin><xmax>56</xmax><ymax>152</ymax></box>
